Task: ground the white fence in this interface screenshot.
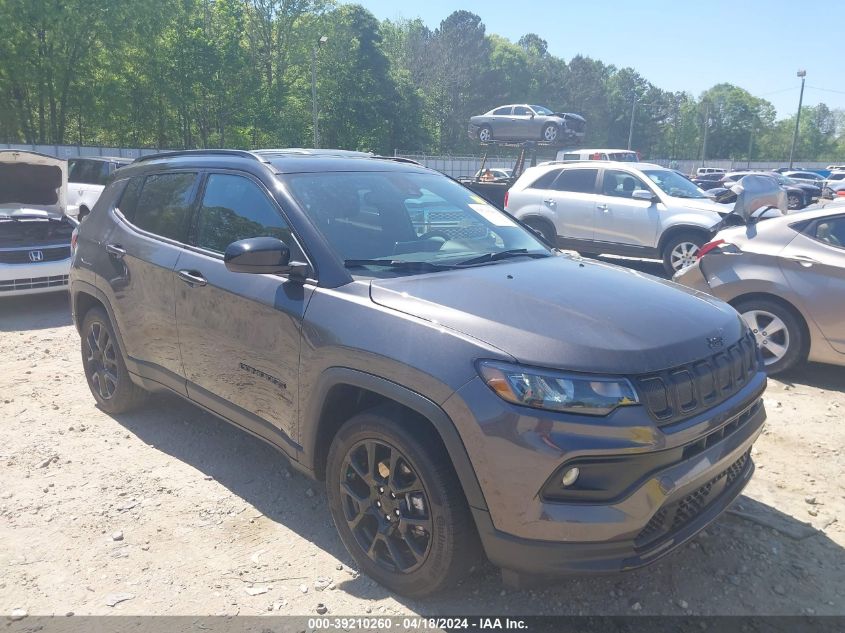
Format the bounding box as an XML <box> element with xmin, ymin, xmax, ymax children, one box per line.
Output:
<box><xmin>1</xmin><ymin>144</ymin><xmax>837</xmax><ymax>177</ymax></box>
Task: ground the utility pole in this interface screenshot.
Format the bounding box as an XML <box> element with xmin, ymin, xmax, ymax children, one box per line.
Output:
<box><xmin>311</xmin><ymin>35</ymin><xmax>328</xmax><ymax>149</ymax></box>
<box><xmin>627</xmin><ymin>96</ymin><xmax>637</xmax><ymax>150</ymax></box>
<box><xmin>700</xmin><ymin>102</ymin><xmax>710</xmax><ymax>167</ymax></box>
<box><xmin>747</xmin><ymin>122</ymin><xmax>755</xmax><ymax>169</ymax></box>
<box><xmin>788</xmin><ymin>70</ymin><xmax>806</xmax><ymax>169</ymax></box>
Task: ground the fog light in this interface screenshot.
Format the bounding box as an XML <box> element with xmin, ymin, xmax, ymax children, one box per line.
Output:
<box><xmin>561</xmin><ymin>467</ymin><xmax>580</xmax><ymax>487</ymax></box>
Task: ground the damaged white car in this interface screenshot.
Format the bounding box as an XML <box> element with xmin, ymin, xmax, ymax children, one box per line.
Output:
<box><xmin>0</xmin><ymin>151</ymin><xmax>78</xmax><ymax>297</ymax></box>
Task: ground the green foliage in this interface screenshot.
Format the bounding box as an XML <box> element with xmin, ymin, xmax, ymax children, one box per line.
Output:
<box><xmin>0</xmin><ymin>1</ymin><xmax>841</xmax><ymax>160</ymax></box>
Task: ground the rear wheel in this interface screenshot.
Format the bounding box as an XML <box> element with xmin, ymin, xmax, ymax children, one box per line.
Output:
<box><xmin>80</xmin><ymin>307</ymin><xmax>147</xmax><ymax>413</ymax></box>
<box><xmin>542</xmin><ymin>123</ymin><xmax>559</xmax><ymax>143</ymax></box>
<box><xmin>734</xmin><ymin>298</ymin><xmax>805</xmax><ymax>374</ymax></box>
<box><xmin>787</xmin><ymin>193</ymin><xmax>803</xmax><ymax>210</ymax></box>
<box><xmin>523</xmin><ymin>217</ymin><xmax>557</xmax><ymax>246</ymax></box>
<box><xmin>478</xmin><ymin>125</ymin><xmax>493</xmax><ymax>143</ymax></box>
<box><xmin>325</xmin><ymin>406</ymin><xmax>479</xmax><ymax>597</ymax></box>
<box><xmin>662</xmin><ymin>232</ymin><xmax>706</xmax><ymax>276</ymax></box>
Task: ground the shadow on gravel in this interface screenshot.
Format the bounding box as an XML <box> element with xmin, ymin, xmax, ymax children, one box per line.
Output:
<box><xmin>777</xmin><ymin>362</ymin><xmax>845</xmax><ymax>392</ymax></box>
<box><xmin>0</xmin><ymin>291</ymin><xmax>72</xmax><ymax>331</ymax></box>
<box><xmin>107</xmin><ymin>393</ymin><xmax>845</xmax><ymax>615</ymax></box>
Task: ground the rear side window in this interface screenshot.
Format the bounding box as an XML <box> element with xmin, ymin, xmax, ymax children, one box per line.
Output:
<box><xmin>131</xmin><ymin>172</ymin><xmax>197</xmax><ymax>241</ymax></box>
<box><xmin>529</xmin><ymin>170</ymin><xmax>562</xmax><ymax>189</ymax></box>
<box><xmin>552</xmin><ymin>169</ymin><xmax>598</xmax><ymax>194</ymax></box>
<box><xmin>810</xmin><ymin>217</ymin><xmax>845</xmax><ymax>249</ymax></box>
<box><xmin>194</xmin><ymin>174</ymin><xmax>294</xmax><ymax>254</ymax></box>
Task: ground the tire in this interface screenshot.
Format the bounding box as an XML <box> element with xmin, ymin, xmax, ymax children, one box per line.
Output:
<box><xmin>325</xmin><ymin>405</ymin><xmax>480</xmax><ymax>597</ymax></box>
<box><xmin>478</xmin><ymin>125</ymin><xmax>493</xmax><ymax>143</ymax></box>
<box><xmin>80</xmin><ymin>307</ymin><xmax>147</xmax><ymax>413</ymax></box>
<box><xmin>661</xmin><ymin>231</ymin><xmax>707</xmax><ymax>276</ymax></box>
<box><xmin>78</xmin><ymin>206</ymin><xmax>90</xmax><ymax>221</ymax></box>
<box><xmin>787</xmin><ymin>193</ymin><xmax>803</xmax><ymax>211</ymax></box>
<box><xmin>523</xmin><ymin>217</ymin><xmax>557</xmax><ymax>246</ymax></box>
<box><xmin>733</xmin><ymin>298</ymin><xmax>805</xmax><ymax>375</ymax></box>
<box><xmin>542</xmin><ymin>123</ymin><xmax>559</xmax><ymax>143</ymax></box>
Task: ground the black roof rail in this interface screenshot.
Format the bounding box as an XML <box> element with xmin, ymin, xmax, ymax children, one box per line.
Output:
<box><xmin>134</xmin><ymin>149</ymin><xmax>262</xmax><ymax>163</ymax></box>
<box><xmin>373</xmin><ymin>155</ymin><xmax>422</xmax><ymax>166</ymax></box>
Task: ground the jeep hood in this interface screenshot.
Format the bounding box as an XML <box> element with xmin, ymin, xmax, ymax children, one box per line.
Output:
<box><xmin>369</xmin><ymin>255</ymin><xmax>744</xmax><ymax>374</ymax></box>
<box><xmin>0</xmin><ymin>151</ymin><xmax>67</xmax><ymax>218</ymax></box>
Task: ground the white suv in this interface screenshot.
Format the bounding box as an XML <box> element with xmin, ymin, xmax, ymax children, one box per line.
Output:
<box><xmin>506</xmin><ymin>161</ymin><xmax>730</xmax><ymax>274</ymax></box>
<box><xmin>67</xmin><ymin>157</ymin><xmax>132</xmax><ymax>219</ymax></box>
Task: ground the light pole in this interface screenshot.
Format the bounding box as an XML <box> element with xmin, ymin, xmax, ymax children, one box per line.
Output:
<box><xmin>627</xmin><ymin>95</ymin><xmax>637</xmax><ymax>150</ymax></box>
<box><xmin>311</xmin><ymin>35</ymin><xmax>328</xmax><ymax>148</ymax></box>
<box><xmin>788</xmin><ymin>70</ymin><xmax>806</xmax><ymax>169</ymax></box>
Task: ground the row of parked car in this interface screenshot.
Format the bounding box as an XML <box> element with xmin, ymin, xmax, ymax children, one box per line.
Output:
<box><xmin>693</xmin><ymin>167</ymin><xmax>845</xmax><ymax>203</ymax></box>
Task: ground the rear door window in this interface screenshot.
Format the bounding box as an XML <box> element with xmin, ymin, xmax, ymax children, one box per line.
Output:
<box><xmin>492</xmin><ymin>107</ymin><xmax>512</xmax><ymax>115</ymax></box>
<box><xmin>192</xmin><ymin>173</ymin><xmax>294</xmax><ymax>254</ymax></box>
<box><xmin>131</xmin><ymin>172</ymin><xmax>198</xmax><ymax>242</ymax></box>
<box><xmin>551</xmin><ymin>169</ymin><xmax>598</xmax><ymax>194</ymax></box>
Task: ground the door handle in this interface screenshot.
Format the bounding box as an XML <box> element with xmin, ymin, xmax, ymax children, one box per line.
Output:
<box><xmin>543</xmin><ymin>198</ymin><xmax>557</xmax><ymax>207</ymax></box>
<box><xmin>105</xmin><ymin>243</ymin><xmax>126</xmax><ymax>259</ymax></box>
<box><xmin>177</xmin><ymin>269</ymin><xmax>208</xmax><ymax>287</ymax></box>
<box><xmin>787</xmin><ymin>255</ymin><xmax>818</xmax><ymax>267</ymax></box>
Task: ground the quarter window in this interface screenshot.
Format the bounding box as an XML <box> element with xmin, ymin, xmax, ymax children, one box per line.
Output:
<box><xmin>194</xmin><ymin>174</ymin><xmax>293</xmax><ymax>254</ymax></box>
<box><xmin>551</xmin><ymin>169</ymin><xmax>598</xmax><ymax>194</ymax></box>
<box><xmin>529</xmin><ymin>169</ymin><xmax>562</xmax><ymax>190</ymax></box>
<box><xmin>131</xmin><ymin>172</ymin><xmax>198</xmax><ymax>241</ymax></box>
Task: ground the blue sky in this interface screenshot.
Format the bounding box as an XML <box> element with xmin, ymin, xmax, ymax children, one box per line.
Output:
<box><xmin>345</xmin><ymin>0</ymin><xmax>843</xmax><ymax>118</ymax></box>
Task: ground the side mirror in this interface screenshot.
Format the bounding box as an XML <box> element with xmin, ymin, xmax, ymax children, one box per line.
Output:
<box><xmin>224</xmin><ymin>237</ymin><xmax>301</xmax><ymax>275</ymax></box>
<box><xmin>631</xmin><ymin>189</ymin><xmax>655</xmax><ymax>202</ymax></box>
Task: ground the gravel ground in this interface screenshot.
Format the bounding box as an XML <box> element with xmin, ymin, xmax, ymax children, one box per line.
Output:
<box><xmin>1</xmin><ymin>292</ymin><xmax>844</xmax><ymax>618</ymax></box>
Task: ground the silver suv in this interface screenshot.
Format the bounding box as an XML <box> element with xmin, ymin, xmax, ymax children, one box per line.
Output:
<box><xmin>506</xmin><ymin>161</ymin><xmax>730</xmax><ymax>274</ymax></box>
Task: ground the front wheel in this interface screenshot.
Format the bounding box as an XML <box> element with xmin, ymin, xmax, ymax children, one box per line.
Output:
<box><xmin>734</xmin><ymin>298</ymin><xmax>805</xmax><ymax>374</ymax></box>
<box><xmin>662</xmin><ymin>232</ymin><xmax>706</xmax><ymax>276</ymax></box>
<box><xmin>325</xmin><ymin>406</ymin><xmax>480</xmax><ymax>597</ymax></box>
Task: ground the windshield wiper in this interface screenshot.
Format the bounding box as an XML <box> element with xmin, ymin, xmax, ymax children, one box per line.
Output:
<box><xmin>344</xmin><ymin>259</ymin><xmax>455</xmax><ymax>272</ymax></box>
<box><xmin>454</xmin><ymin>249</ymin><xmax>549</xmax><ymax>267</ymax></box>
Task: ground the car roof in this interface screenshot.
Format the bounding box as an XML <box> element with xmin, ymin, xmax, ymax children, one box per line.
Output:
<box><xmin>117</xmin><ymin>148</ymin><xmax>430</xmax><ymax>177</ymax></box>
<box><xmin>537</xmin><ymin>160</ymin><xmax>663</xmax><ymax>171</ymax></box>
<box><xmin>70</xmin><ymin>156</ymin><xmax>133</xmax><ymax>163</ymax></box>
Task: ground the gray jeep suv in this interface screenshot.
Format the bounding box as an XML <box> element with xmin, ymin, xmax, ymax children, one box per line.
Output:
<box><xmin>69</xmin><ymin>149</ymin><xmax>767</xmax><ymax>597</ymax></box>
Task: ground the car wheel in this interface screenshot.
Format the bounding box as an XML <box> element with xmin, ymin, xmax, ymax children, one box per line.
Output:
<box><xmin>80</xmin><ymin>307</ymin><xmax>147</xmax><ymax>413</ymax></box>
<box><xmin>78</xmin><ymin>206</ymin><xmax>90</xmax><ymax>221</ymax></box>
<box><xmin>662</xmin><ymin>232</ymin><xmax>706</xmax><ymax>276</ymax></box>
<box><xmin>523</xmin><ymin>218</ymin><xmax>557</xmax><ymax>246</ymax></box>
<box><xmin>542</xmin><ymin>124</ymin><xmax>559</xmax><ymax>143</ymax></box>
<box><xmin>787</xmin><ymin>193</ymin><xmax>803</xmax><ymax>210</ymax></box>
<box><xmin>326</xmin><ymin>406</ymin><xmax>480</xmax><ymax>597</ymax></box>
<box><xmin>478</xmin><ymin>125</ymin><xmax>493</xmax><ymax>143</ymax></box>
<box><xmin>734</xmin><ymin>299</ymin><xmax>805</xmax><ymax>375</ymax></box>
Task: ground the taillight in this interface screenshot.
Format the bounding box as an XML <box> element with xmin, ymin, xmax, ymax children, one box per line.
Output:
<box><xmin>503</xmin><ymin>190</ymin><xmax>509</xmax><ymax>209</ymax></box>
<box><xmin>697</xmin><ymin>239</ymin><xmax>724</xmax><ymax>259</ymax></box>
<box><xmin>71</xmin><ymin>228</ymin><xmax>78</xmax><ymax>254</ymax></box>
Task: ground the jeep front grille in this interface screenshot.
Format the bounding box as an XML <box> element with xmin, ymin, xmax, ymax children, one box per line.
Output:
<box><xmin>634</xmin><ymin>332</ymin><xmax>759</xmax><ymax>427</ymax></box>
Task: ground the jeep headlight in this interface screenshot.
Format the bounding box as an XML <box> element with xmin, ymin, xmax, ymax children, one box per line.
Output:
<box><xmin>478</xmin><ymin>361</ymin><xmax>639</xmax><ymax>416</ymax></box>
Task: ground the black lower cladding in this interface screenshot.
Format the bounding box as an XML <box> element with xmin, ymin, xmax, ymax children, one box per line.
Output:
<box><xmin>636</xmin><ymin>449</ymin><xmax>751</xmax><ymax>548</ymax></box>
<box><xmin>635</xmin><ymin>332</ymin><xmax>760</xmax><ymax>427</ymax></box>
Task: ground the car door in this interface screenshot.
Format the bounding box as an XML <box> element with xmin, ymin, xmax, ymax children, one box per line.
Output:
<box><xmin>779</xmin><ymin>215</ymin><xmax>845</xmax><ymax>354</ymax></box>
<box><xmin>101</xmin><ymin>171</ymin><xmax>200</xmax><ymax>393</ymax></box>
<box><xmin>592</xmin><ymin>168</ymin><xmax>660</xmax><ymax>249</ymax></box>
<box><xmin>509</xmin><ymin>106</ymin><xmax>535</xmax><ymax>139</ymax></box>
<box><xmin>545</xmin><ymin>168</ymin><xmax>599</xmax><ymax>242</ymax></box>
<box><xmin>175</xmin><ymin>171</ymin><xmax>315</xmax><ymax>443</ymax></box>
<box><xmin>488</xmin><ymin>106</ymin><xmax>512</xmax><ymax>137</ymax></box>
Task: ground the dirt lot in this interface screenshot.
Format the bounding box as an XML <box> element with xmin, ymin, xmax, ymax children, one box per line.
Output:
<box><xmin>1</xmin><ymin>292</ymin><xmax>844</xmax><ymax>618</ymax></box>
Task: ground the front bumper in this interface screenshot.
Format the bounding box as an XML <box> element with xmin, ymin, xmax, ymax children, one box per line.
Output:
<box><xmin>0</xmin><ymin>258</ymin><xmax>71</xmax><ymax>296</ymax></box>
<box><xmin>445</xmin><ymin>364</ymin><xmax>766</xmax><ymax>576</ymax></box>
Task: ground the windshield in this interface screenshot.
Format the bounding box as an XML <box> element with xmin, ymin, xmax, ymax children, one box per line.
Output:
<box><xmin>642</xmin><ymin>169</ymin><xmax>709</xmax><ymax>199</ymax></box>
<box><xmin>284</xmin><ymin>171</ymin><xmax>550</xmax><ymax>276</ymax></box>
<box><xmin>531</xmin><ymin>106</ymin><xmax>553</xmax><ymax>115</ymax></box>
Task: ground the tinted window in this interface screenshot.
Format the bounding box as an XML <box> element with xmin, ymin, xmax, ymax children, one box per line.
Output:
<box><xmin>68</xmin><ymin>159</ymin><xmax>110</xmax><ymax>185</ymax></box>
<box><xmin>116</xmin><ymin>177</ymin><xmax>143</xmax><ymax>220</ymax></box>
<box><xmin>512</xmin><ymin>106</ymin><xmax>531</xmax><ymax>116</ymax></box>
<box><xmin>492</xmin><ymin>107</ymin><xmax>512</xmax><ymax>115</ymax></box>
<box><xmin>194</xmin><ymin>174</ymin><xmax>293</xmax><ymax>254</ymax></box>
<box><xmin>601</xmin><ymin>170</ymin><xmax>648</xmax><ymax>198</ymax></box>
<box><xmin>530</xmin><ymin>169</ymin><xmax>562</xmax><ymax>189</ymax></box>
<box><xmin>132</xmin><ymin>172</ymin><xmax>197</xmax><ymax>241</ymax></box>
<box><xmin>811</xmin><ymin>217</ymin><xmax>845</xmax><ymax>249</ymax></box>
<box><xmin>551</xmin><ymin>169</ymin><xmax>598</xmax><ymax>194</ymax></box>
